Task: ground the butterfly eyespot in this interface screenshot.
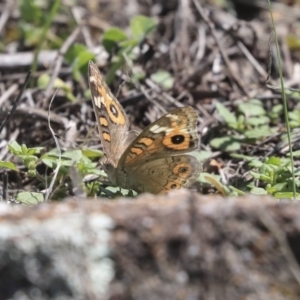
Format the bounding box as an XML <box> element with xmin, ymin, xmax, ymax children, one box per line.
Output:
<box><xmin>171</xmin><ymin>135</ymin><xmax>185</xmax><ymax>144</ymax></box>
<box><xmin>110</xmin><ymin>104</ymin><xmax>119</xmax><ymax>117</ymax></box>
<box><xmin>162</xmin><ymin>132</ymin><xmax>191</xmax><ymax>150</ymax></box>
<box><xmin>179</xmin><ymin>167</ymin><xmax>187</xmax><ymax>173</ymax></box>
<box><xmin>173</xmin><ymin>163</ymin><xmax>191</xmax><ymax>177</ymax></box>
<box><xmin>171</xmin><ymin>183</ymin><xmax>178</xmax><ymax>189</ymax></box>
<box><xmin>106</xmin><ymin>100</ymin><xmax>126</xmax><ymax>125</ymax></box>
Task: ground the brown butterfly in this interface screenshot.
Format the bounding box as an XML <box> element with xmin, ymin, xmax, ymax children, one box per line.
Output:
<box><xmin>88</xmin><ymin>61</ymin><xmax>201</xmax><ymax>193</ymax></box>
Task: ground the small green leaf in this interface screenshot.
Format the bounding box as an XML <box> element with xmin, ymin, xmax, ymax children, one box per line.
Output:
<box><xmin>82</xmin><ymin>148</ymin><xmax>104</xmax><ymax>158</ymax></box>
<box><xmin>260</xmin><ymin>163</ymin><xmax>275</xmax><ymax>174</ymax></box>
<box><xmin>65</xmin><ymin>44</ymin><xmax>89</xmax><ymax>64</ymax></box>
<box><xmin>249</xmin><ymin>171</ymin><xmax>261</xmax><ymax>180</ymax></box>
<box><xmin>42</xmin><ymin>156</ymin><xmax>58</xmax><ymax>168</ymax></box>
<box><xmin>103</xmin><ymin>27</ymin><xmax>128</xmax><ymax>53</ymax></box>
<box><xmin>19</xmin><ymin>155</ymin><xmax>38</xmax><ymax>163</ymax></box>
<box><xmin>260</xmin><ymin>174</ymin><xmax>272</xmax><ymax>182</ymax></box>
<box><xmin>230</xmin><ymin>154</ymin><xmax>261</xmax><ymax>166</ymax></box>
<box><xmin>42</xmin><ymin>150</ymin><xmax>82</xmax><ymax>168</ymax></box>
<box><xmin>61</xmin><ymin>150</ymin><xmax>83</xmax><ymax>166</ymax></box>
<box><xmin>210</xmin><ymin>136</ymin><xmax>241</xmax><ymax>151</ymax></box>
<box><xmin>265</xmin><ymin>156</ymin><xmax>281</xmax><ymax>166</ymax></box>
<box><xmin>84</xmin><ymin>168</ymin><xmax>106</xmax><ymax>176</ymax></box>
<box><xmin>192</xmin><ymin>150</ymin><xmax>211</xmax><ymax>162</ymax></box>
<box><xmin>246</xmin><ymin>116</ymin><xmax>270</xmax><ymax>126</ymax></box>
<box><xmin>16</xmin><ymin>192</ymin><xmax>44</xmax><ymax>205</ymax></box>
<box><xmin>28</xmin><ymin>169</ymin><xmax>36</xmax><ymax>177</ymax></box>
<box><xmin>65</xmin><ymin>44</ymin><xmax>95</xmax><ymax>80</ymax></box>
<box><xmin>215</xmin><ymin>102</ymin><xmax>237</xmax><ymax>128</ymax></box>
<box><xmin>130</xmin><ymin>15</ymin><xmax>157</xmax><ymax>41</ymax></box>
<box><xmin>20</xmin><ymin>22</ymin><xmax>43</xmax><ymax>47</ymax></box>
<box><xmin>287</xmin><ymin>34</ymin><xmax>300</xmax><ymax>50</ymax></box>
<box><xmin>231</xmin><ymin>154</ymin><xmax>253</xmax><ymax>161</ymax></box>
<box><xmin>238</xmin><ymin>99</ymin><xmax>266</xmax><ymax>117</ymax></box>
<box><xmin>0</xmin><ymin>161</ymin><xmax>19</xmax><ymax>171</ymax></box>
<box><xmin>150</xmin><ymin>70</ymin><xmax>174</xmax><ymax>89</ymax></box>
<box><xmin>293</xmin><ymin>168</ymin><xmax>300</xmax><ymax>176</ymax></box>
<box><xmin>291</xmin><ymin>150</ymin><xmax>300</xmax><ymax>157</ymax></box>
<box><xmin>228</xmin><ymin>186</ymin><xmax>246</xmax><ymax>195</ymax></box>
<box><xmin>272</xmin><ymin>104</ymin><xmax>283</xmax><ymax>114</ymax></box>
<box><xmin>8</xmin><ymin>141</ymin><xmax>22</xmax><ymax>155</ymax></box>
<box><xmin>250</xmin><ymin>187</ymin><xmax>268</xmax><ymax>195</ymax></box>
<box><xmin>77</xmin><ymin>156</ymin><xmax>104</xmax><ymax>176</ymax></box>
<box><xmin>19</xmin><ymin>0</ymin><xmax>43</xmax><ymax>24</ymax></box>
<box><xmin>103</xmin><ymin>27</ymin><xmax>127</xmax><ymax>42</ymax></box>
<box><xmin>290</xmin><ymin>120</ymin><xmax>300</xmax><ymax>128</ymax></box>
<box><xmin>72</xmin><ymin>51</ymin><xmax>95</xmax><ymax>77</ymax></box>
<box><xmin>269</xmin><ymin>104</ymin><xmax>283</xmax><ymax>121</ymax></box>
<box><xmin>28</xmin><ymin>160</ymin><xmax>37</xmax><ymax>170</ymax></box>
<box><xmin>118</xmin><ymin>39</ymin><xmax>138</xmax><ymax>52</ymax></box>
<box><xmin>244</xmin><ymin>126</ymin><xmax>274</xmax><ymax>139</ymax></box>
<box><xmin>198</xmin><ymin>172</ymin><xmax>221</xmax><ymax>184</ymax></box>
<box><xmin>267</xmin><ymin>182</ymin><xmax>287</xmax><ymax>194</ymax></box>
<box><xmin>27</xmin><ymin>147</ymin><xmax>44</xmax><ymax>155</ymax></box>
<box><xmin>41</xmin><ymin>75</ymin><xmax>66</xmax><ymax>94</ymax></box>
<box><xmin>288</xmin><ymin>111</ymin><xmax>300</xmax><ymax>121</ymax></box>
<box><xmin>37</xmin><ymin>74</ymin><xmax>50</xmax><ymax>89</ymax></box>
<box><xmin>38</xmin><ymin>74</ymin><xmax>76</xmax><ymax>101</ymax></box>
<box><xmin>21</xmin><ymin>144</ymin><xmax>28</xmax><ymax>154</ymax></box>
<box><xmin>249</xmin><ymin>160</ymin><xmax>263</xmax><ymax>168</ymax></box>
<box><xmin>274</xmin><ymin>192</ymin><xmax>300</xmax><ymax>200</ymax></box>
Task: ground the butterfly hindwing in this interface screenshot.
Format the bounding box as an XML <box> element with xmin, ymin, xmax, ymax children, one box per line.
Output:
<box><xmin>118</xmin><ymin>106</ymin><xmax>199</xmax><ymax>167</ymax></box>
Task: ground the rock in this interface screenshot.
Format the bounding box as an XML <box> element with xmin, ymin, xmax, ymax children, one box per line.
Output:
<box><xmin>0</xmin><ymin>190</ymin><xmax>300</xmax><ymax>300</ymax></box>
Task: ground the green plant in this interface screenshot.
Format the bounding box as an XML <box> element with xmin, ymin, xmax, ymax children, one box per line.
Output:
<box><xmin>64</xmin><ymin>44</ymin><xmax>95</xmax><ymax>81</ymax></box>
<box><xmin>102</xmin><ymin>15</ymin><xmax>157</xmax><ymax>84</ymax></box>
<box><xmin>211</xmin><ymin>100</ymin><xmax>276</xmax><ymax>152</ymax></box>
<box><xmin>230</xmin><ymin>155</ymin><xmax>300</xmax><ymax>199</ymax></box>
<box><xmin>0</xmin><ymin>141</ymin><xmax>116</xmax><ymax>203</ymax></box>
<box><xmin>267</xmin><ymin>0</ymin><xmax>296</xmax><ymax>198</ymax></box>
<box><xmin>19</xmin><ymin>0</ymin><xmax>61</xmax><ymax>74</ymax></box>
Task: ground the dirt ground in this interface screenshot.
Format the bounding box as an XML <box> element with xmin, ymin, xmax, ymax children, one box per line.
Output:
<box><xmin>0</xmin><ymin>0</ymin><xmax>300</xmax><ymax>199</ymax></box>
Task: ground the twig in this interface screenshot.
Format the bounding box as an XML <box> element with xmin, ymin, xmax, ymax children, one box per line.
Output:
<box><xmin>0</xmin><ymin>84</ymin><xmax>18</xmax><ymax>107</ymax></box>
<box><xmin>0</xmin><ymin>1</ymin><xmax>11</xmax><ymax>35</ymax></box>
<box><xmin>44</xmin><ymin>26</ymin><xmax>81</xmax><ymax>98</ymax></box>
<box><xmin>140</xmin><ymin>84</ymin><xmax>167</xmax><ymax>114</ymax></box>
<box><xmin>15</xmin><ymin>106</ymin><xmax>67</xmax><ymax>126</ymax></box>
<box><xmin>0</xmin><ymin>71</ymin><xmax>31</xmax><ymax>134</ymax></box>
<box><xmin>191</xmin><ymin>0</ymin><xmax>249</xmax><ymax>96</ymax></box>
<box><xmin>0</xmin><ymin>51</ymin><xmax>58</xmax><ymax>68</ymax></box>
<box><xmin>31</xmin><ymin>0</ymin><xmax>60</xmax><ymax>77</ymax></box>
<box><xmin>195</xmin><ymin>25</ymin><xmax>206</xmax><ymax>63</ymax></box>
<box><xmin>72</xmin><ymin>6</ymin><xmax>94</xmax><ymax>50</ymax></box>
<box><xmin>2</xmin><ymin>172</ymin><xmax>7</xmax><ymax>201</ymax></box>
<box><xmin>0</xmin><ymin>129</ymin><xmax>20</xmax><ymax>161</ymax></box>
<box><xmin>45</xmin><ymin>90</ymin><xmax>61</xmax><ymax>202</ymax></box>
<box><xmin>237</xmin><ymin>41</ymin><xmax>268</xmax><ymax>79</ymax></box>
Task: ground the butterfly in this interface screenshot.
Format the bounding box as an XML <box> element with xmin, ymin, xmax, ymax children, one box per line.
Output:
<box><xmin>88</xmin><ymin>61</ymin><xmax>202</xmax><ymax>194</ymax></box>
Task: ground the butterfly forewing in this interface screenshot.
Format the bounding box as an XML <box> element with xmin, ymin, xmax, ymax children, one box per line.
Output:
<box><xmin>88</xmin><ymin>61</ymin><xmax>131</xmax><ymax>167</ymax></box>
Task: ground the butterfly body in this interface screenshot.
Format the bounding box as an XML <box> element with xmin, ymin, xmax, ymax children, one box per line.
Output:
<box><xmin>88</xmin><ymin>61</ymin><xmax>202</xmax><ymax>194</ymax></box>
